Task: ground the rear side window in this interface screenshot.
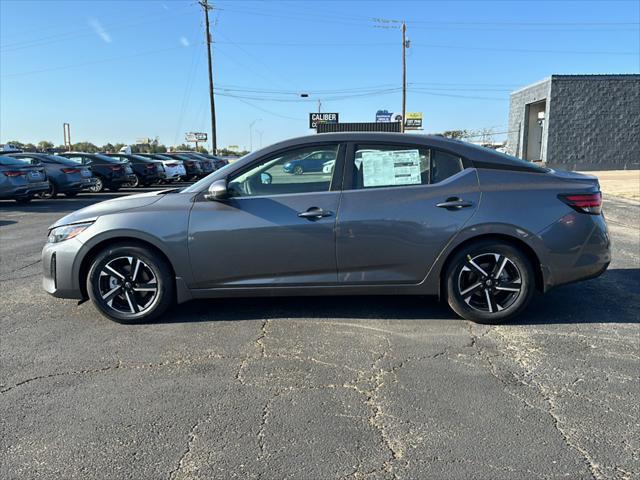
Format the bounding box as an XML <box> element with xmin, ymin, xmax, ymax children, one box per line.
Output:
<box><xmin>351</xmin><ymin>145</ymin><xmax>464</xmax><ymax>189</ymax></box>
<box><xmin>0</xmin><ymin>156</ymin><xmax>29</xmax><ymax>166</ymax></box>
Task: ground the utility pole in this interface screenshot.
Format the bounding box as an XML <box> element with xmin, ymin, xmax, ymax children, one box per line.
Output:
<box><xmin>401</xmin><ymin>21</ymin><xmax>407</xmax><ymax>133</ymax></box>
<box><xmin>199</xmin><ymin>0</ymin><xmax>217</xmax><ymax>153</ymax></box>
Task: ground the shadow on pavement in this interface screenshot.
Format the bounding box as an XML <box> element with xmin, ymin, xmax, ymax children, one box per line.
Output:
<box><xmin>155</xmin><ymin>268</ymin><xmax>639</xmax><ymax>326</ymax></box>
<box><xmin>0</xmin><ymin>220</ymin><xmax>18</xmax><ymax>227</ymax></box>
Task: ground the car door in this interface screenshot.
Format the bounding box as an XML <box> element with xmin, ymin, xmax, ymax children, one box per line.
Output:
<box><xmin>187</xmin><ymin>143</ymin><xmax>345</xmax><ymax>288</ymax></box>
<box><xmin>336</xmin><ymin>142</ymin><xmax>480</xmax><ymax>284</ymax></box>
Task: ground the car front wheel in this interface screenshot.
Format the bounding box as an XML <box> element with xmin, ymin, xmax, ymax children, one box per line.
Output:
<box><xmin>446</xmin><ymin>241</ymin><xmax>535</xmax><ymax>324</ymax></box>
<box><xmin>86</xmin><ymin>243</ymin><xmax>174</xmax><ymax>323</ymax></box>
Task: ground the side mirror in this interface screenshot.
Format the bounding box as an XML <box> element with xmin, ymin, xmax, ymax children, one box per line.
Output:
<box><xmin>205</xmin><ymin>179</ymin><xmax>229</xmax><ymax>201</ymax></box>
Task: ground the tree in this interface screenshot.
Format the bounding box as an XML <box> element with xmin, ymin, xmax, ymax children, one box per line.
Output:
<box><xmin>71</xmin><ymin>141</ymin><xmax>99</xmax><ymax>153</ymax></box>
<box><xmin>37</xmin><ymin>140</ymin><xmax>54</xmax><ymax>151</ymax></box>
<box><xmin>6</xmin><ymin>140</ymin><xmax>24</xmax><ymax>149</ymax></box>
<box><xmin>101</xmin><ymin>143</ymin><xmax>116</xmax><ymax>153</ymax></box>
<box><xmin>441</xmin><ymin>130</ymin><xmax>470</xmax><ymax>140</ymax></box>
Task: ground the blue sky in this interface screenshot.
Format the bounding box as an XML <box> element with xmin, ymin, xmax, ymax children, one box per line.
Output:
<box><xmin>1</xmin><ymin>0</ymin><xmax>638</xmax><ymax>151</ymax></box>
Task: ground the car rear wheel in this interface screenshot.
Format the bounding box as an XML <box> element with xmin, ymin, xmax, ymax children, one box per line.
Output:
<box><xmin>293</xmin><ymin>165</ymin><xmax>304</xmax><ymax>175</ymax></box>
<box><xmin>445</xmin><ymin>241</ymin><xmax>535</xmax><ymax>324</ymax></box>
<box><xmin>127</xmin><ymin>175</ymin><xmax>140</xmax><ymax>188</ymax></box>
<box><xmin>89</xmin><ymin>177</ymin><xmax>103</xmax><ymax>193</ymax></box>
<box><xmin>40</xmin><ymin>182</ymin><xmax>58</xmax><ymax>199</ymax></box>
<box><xmin>86</xmin><ymin>243</ymin><xmax>174</xmax><ymax>323</ymax></box>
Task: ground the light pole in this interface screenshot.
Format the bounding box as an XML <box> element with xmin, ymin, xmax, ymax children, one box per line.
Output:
<box><xmin>249</xmin><ymin>118</ymin><xmax>262</xmax><ymax>151</ymax></box>
<box><xmin>255</xmin><ymin>129</ymin><xmax>264</xmax><ymax>149</ymax></box>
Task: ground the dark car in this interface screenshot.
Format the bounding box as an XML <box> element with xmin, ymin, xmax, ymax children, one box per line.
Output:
<box><xmin>12</xmin><ymin>153</ymin><xmax>94</xmax><ymax>198</ymax></box>
<box><xmin>189</xmin><ymin>152</ymin><xmax>229</xmax><ymax>171</ymax></box>
<box><xmin>282</xmin><ymin>150</ymin><xmax>336</xmax><ymax>174</ymax></box>
<box><xmin>59</xmin><ymin>152</ymin><xmax>135</xmax><ymax>192</ymax></box>
<box><xmin>43</xmin><ymin>132</ymin><xmax>610</xmax><ymax>325</ymax></box>
<box><xmin>171</xmin><ymin>152</ymin><xmax>217</xmax><ymax>176</ymax></box>
<box><xmin>162</xmin><ymin>153</ymin><xmax>204</xmax><ymax>180</ymax></box>
<box><xmin>0</xmin><ymin>155</ymin><xmax>49</xmax><ymax>202</ymax></box>
<box><xmin>135</xmin><ymin>154</ymin><xmax>186</xmax><ymax>183</ymax></box>
<box><xmin>104</xmin><ymin>154</ymin><xmax>163</xmax><ymax>187</ymax></box>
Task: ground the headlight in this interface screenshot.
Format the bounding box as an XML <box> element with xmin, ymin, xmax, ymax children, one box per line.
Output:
<box><xmin>47</xmin><ymin>222</ymin><xmax>93</xmax><ymax>243</ymax></box>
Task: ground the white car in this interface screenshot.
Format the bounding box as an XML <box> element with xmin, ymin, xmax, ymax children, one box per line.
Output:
<box><xmin>139</xmin><ymin>154</ymin><xmax>186</xmax><ymax>182</ymax></box>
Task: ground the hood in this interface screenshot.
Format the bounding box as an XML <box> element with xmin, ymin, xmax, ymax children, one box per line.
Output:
<box><xmin>50</xmin><ymin>190</ymin><xmax>166</xmax><ymax>228</ymax></box>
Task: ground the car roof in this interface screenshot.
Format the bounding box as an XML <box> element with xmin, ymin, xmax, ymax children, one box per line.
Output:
<box><xmin>261</xmin><ymin>133</ymin><xmax>543</xmax><ymax>172</ymax></box>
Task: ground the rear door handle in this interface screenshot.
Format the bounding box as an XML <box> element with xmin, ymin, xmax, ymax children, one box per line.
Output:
<box><xmin>298</xmin><ymin>207</ymin><xmax>333</xmax><ymax>220</ymax></box>
<box><xmin>436</xmin><ymin>197</ymin><xmax>473</xmax><ymax>210</ymax></box>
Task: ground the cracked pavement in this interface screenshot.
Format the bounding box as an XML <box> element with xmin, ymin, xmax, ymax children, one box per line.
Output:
<box><xmin>1</xmin><ymin>192</ymin><xmax>638</xmax><ymax>479</ymax></box>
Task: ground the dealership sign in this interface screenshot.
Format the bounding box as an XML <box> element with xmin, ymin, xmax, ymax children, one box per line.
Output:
<box><xmin>376</xmin><ymin>110</ymin><xmax>393</xmax><ymax>122</ymax></box>
<box><xmin>404</xmin><ymin>112</ymin><xmax>423</xmax><ymax>130</ymax></box>
<box><xmin>309</xmin><ymin>112</ymin><xmax>339</xmax><ymax>129</ymax></box>
<box><xmin>185</xmin><ymin>132</ymin><xmax>208</xmax><ymax>142</ymax></box>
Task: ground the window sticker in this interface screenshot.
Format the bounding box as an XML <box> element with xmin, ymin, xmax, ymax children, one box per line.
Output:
<box><xmin>361</xmin><ymin>149</ymin><xmax>421</xmax><ymax>187</ymax></box>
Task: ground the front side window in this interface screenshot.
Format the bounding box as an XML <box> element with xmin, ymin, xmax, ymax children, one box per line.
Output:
<box><xmin>351</xmin><ymin>145</ymin><xmax>464</xmax><ymax>189</ymax></box>
<box><xmin>227</xmin><ymin>144</ymin><xmax>339</xmax><ymax>198</ymax></box>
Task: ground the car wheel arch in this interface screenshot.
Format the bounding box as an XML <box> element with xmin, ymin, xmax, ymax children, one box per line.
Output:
<box><xmin>438</xmin><ymin>233</ymin><xmax>545</xmax><ymax>299</ymax></box>
<box><xmin>77</xmin><ymin>236</ymin><xmax>177</xmax><ymax>301</ymax></box>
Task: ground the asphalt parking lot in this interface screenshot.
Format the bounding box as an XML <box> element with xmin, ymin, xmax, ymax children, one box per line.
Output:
<box><xmin>0</xmin><ymin>188</ymin><xmax>638</xmax><ymax>479</ymax></box>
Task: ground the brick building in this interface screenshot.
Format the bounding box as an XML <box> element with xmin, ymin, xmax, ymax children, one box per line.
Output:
<box><xmin>506</xmin><ymin>74</ymin><xmax>639</xmax><ymax>171</ymax></box>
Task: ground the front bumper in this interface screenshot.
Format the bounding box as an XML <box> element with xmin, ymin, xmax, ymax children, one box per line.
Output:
<box><xmin>42</xmin><ymin>237</ymin><xmax>85</xmax><ymax>300</ymax></box>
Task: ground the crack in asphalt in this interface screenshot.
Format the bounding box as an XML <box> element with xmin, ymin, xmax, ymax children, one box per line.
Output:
<box><xmin>0</xmin><ymin>353</ymin><xmax>225</xmax><ymax>394</ymax></box>
<box><xmin>468</xmin><ymin>323</ymin><xmax>604</xmax><ymax>480</ymax></box>
<box><xmin>0</xmin><ymin>259</ymin><xmax>42</xmax><ymax>280</ymax></box>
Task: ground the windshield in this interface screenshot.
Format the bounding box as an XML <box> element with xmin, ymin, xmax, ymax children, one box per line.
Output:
<box><xmin>0</xmin><ymin>156</ymin><xmax>30</xmax><ymax>166</ymax></box>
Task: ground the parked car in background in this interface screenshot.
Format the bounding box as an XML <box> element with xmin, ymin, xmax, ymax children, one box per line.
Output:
<box><xmin>104</xmin><ymin>153</ymin><xmax>163</xmax><ymax>187</ymax></box>
<box><xmin>190</xmin><ymin>153</ymin><xmax>229</xmax><ymax>171</ymax></box>
<box><xmin>0</xmin><ymin>155</ymin><xmax>49</xmax><ymax>202</ymax></box>
<box><xmin>169</xmin><ymin>152</ymin><xmax>215</xmax><ymax>176</ymax></box>
<box><xmin>58</xmin><ymin>152</ymin><xmax>135</xmax><ymax>193</ymax></box>
<box><xmin>283</xmin><ymin>150</ymin><xmax>336</xmax><ymax>174</ymax></box>
<box><xmin>11</xmin><ymin>152</ymin><xmax>94</xmax><ymax>198</ymax></box>
<box><xmin>41</xmin><ymin>132</ymin><xmax>610</xmax><ymax>324</ymax></box>
<box><xmin>136</xmin><ymin>154</ymin><xmax>186</xmax><ymax>183</ymax></box>
<box><xmin>162</xmin><ymin>153</ymin><xmax>204</xmax><ymax>179</ymax></box>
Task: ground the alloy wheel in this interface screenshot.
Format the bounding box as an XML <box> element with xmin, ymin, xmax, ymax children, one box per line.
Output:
<box><xmin>98</xmin><ymin>256</ymin><xmax>158</xmax><ymax>315</ymax></box>
<box><xmin>457</xmin><ymin>253</ymin><xmax>523</xmax><ymax>314</ymax></box>
<box><xmin>89</xmin><ymin>177</ymin><xmax>103</xmax><ymax>193</ymax></box>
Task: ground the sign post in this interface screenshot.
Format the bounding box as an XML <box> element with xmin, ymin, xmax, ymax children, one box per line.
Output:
<box><xmin>186</xmin><ymin>132</ymin><xmax>208</xmax><ymax>150</ymax></box>
<box><xmin>309</xmin><ymin>112</ymin><xmax>339</xmax><ymax>130</ymax></box>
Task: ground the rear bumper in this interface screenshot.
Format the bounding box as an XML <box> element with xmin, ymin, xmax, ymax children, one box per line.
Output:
<box><xmin>5</xmin><ymin>181</ymin><xmax>50</xmax><ymax>198</ymax></box>
<box><xmin>538</xmin><ymin>213</ymin><xmax>611</xmax><ymax>291</ymax></box>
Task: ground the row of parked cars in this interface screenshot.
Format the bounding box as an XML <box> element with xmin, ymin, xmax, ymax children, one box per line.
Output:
<box><xmin>0</xmin><ymin>149</ymin><xmax>228</xmax><ymax>202</ymax></box>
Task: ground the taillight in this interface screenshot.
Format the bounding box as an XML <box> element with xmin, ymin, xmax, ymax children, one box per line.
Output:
<box><xmin>108</xmin><ymin>165</ymin><xmax>122</xmax><ymax>171</ymax></box>
<box><xmin>559</xmin><ymin>192</ymin><xmax>602</xmax><ymax>215</ymax></box>
<box><xmin>61</xmin><ymin>168</ymin><xmax>80</xmax><ymax>174</ymax></box>
<box><xmin>3</xmin><ymin>171</ymin><xmax>25</xmax><ymax>177</ymax></box>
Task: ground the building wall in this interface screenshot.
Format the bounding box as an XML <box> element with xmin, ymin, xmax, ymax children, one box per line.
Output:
<box><xmin>546</xmin><ymin>75</ymin><xmax>640</xmax><ymax>171</ymax></box>
<box><xmin>506</xmin><ymin>78</ymin><xmax>551</xmax><ymax>159</ymax></box>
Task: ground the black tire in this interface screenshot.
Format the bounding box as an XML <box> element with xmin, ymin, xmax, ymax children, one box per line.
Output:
<box><xmin>40</xmin><ymin>182</ymin><xmax>58</xmax><ymax>199</ymax></box>
<box><xmin>293</xmin><ymin>165</ymin><xmax>304</xmax><ymax>175</ymax></box>
<box><xmin>64</xmin><ymin>191</ymin><xmax>79</xmax><ymax>197</ymax></box>
<box><xmin>445</xmin><ymin>240</ymin><xmax>535</xmax><ymax>324</ymax></box>
<box><xmin>86</xmin><ymin>243</ymin><xmax>175</xmax><ymax>324</ymax></box>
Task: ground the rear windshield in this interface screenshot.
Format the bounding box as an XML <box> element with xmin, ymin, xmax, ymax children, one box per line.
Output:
<box><xmin>41</xmin><ymin>155</ymin><xmax>81</xmax><ymax>166</ymax></box>
<box><xmin>92</xmin><ymin>154</ymin><xmax>124</xmax><ymax>163</ymax></box>
<box><xmin>0</xmin><ymin>156</ymin><xmax>30</xmax><ymax>166</ymax></box>
<box><xmin>148</xmin><ymin>154</ymin><xmax>172</xmax><ymax>161</ymax></box>
<box><xmin>463</xmin><ymin>142</ymin><xmax>549</xmax><ymax>172</ymax></box>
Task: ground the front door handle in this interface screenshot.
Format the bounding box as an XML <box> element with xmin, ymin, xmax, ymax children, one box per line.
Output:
<box><xmin>436</xmin><ymin>197</ymin><xmax>473</xmax><ymax>210</ymax></box>
<box><xmin>298</xmin><ymin>207</ymin><xmax>333</xmax><ymax>220</ymax></box>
